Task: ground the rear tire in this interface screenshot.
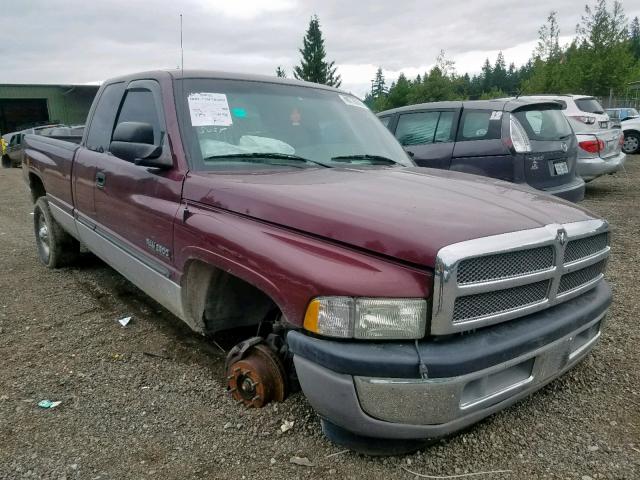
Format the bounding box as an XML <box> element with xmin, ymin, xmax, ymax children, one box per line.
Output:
<box><xmin>622</xmin><ymin>132</ymin><xmax>640</xmax><ymax>154</ymax></box>
<box><xmin>1</xmin><ymin>155</ymin><xmax>11</xmax><ymax>168</ymax></box>
<box><xmin>33</xmin><ymin>197</ymin><xmax>80</xmax><ymax>268</ymax></box>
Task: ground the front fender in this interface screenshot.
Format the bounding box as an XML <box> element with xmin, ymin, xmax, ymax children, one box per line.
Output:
<box><xmin>174</xmin><ymin>204</ymin><xmax>431</xmax><ymax>328</ymax></box>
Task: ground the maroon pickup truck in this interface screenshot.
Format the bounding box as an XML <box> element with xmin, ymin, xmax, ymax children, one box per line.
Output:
<box><xmin>23</xmin><ymin>70</ymin><xmax>612</xmax><ymax>454</ymax></box>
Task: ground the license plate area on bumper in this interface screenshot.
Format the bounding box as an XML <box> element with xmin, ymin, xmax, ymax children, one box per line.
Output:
<box><xmin>553</xmin><ymin>161</ymin><xmax>569</xmax><ymax>175</ymax></box>
<box><xmin>354</xmin><ymin>314</ymin><xmax>605</xmax><ymax>426</ymax></box>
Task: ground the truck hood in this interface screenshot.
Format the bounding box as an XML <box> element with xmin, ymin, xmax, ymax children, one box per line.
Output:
<box><xmin>184</xmin><ymin>166</ymin><xmax>597</xmax><ymax>267</ymax></box>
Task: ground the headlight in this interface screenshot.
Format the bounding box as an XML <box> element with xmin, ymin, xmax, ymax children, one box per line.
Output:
<box><xmin>303</xmin><ymin>297</ymin><xmax>427</xmax><ymax>340</ymax></box>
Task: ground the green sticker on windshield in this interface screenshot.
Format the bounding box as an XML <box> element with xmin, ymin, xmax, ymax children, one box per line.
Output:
<box><xmin>232</xmin><ymin>107</ymin><xmax>247</xmax><ymax>118</ymax></box>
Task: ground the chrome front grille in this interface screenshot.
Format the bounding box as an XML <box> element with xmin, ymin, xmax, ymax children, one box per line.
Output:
<box><xmin>457</xmin><ymin>246</ymin><xmax>554</xmax><ymax>284</ymax></box>
<box><xmin>432</xmin><ymin>219</ymin><xmax>610</xmax><ymax>335</ymax></box>
<box><xmin>559</xmin><ymin>259</ymin><xmax>607</xmax><ymax>294</ymax></box>
<box><xmin>452</xmin><ymin>281</ymin><xmax>550</xmax><ymax>322</ymax></box>
<box><xmin>564</xmin><ymin>232</ymin><xmax>609</xmax><ymax>263</ymax></box>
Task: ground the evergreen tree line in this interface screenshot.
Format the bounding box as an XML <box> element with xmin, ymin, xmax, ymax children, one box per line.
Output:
<box><xmin>364</xmin><ymin>0</ymin><xmax>640</xmax><ymax>112</ymax></box>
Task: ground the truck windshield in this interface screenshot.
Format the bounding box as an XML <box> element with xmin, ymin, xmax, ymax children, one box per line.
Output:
<box><xmin>176</xmin><ymin>78</ymin><xmax>412</xmax><ymax>170</ymax></box>
<box><xmin>512</xmin><ymin>108</ymin><xmax>573</xmax><ymax>141</ymax></box>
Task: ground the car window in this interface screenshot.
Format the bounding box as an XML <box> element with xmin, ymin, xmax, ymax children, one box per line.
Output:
<box><xmin>115</xmin><ymin>89</ymin><xmax>161</xmax><ymax>144</ymax></box>
<box><xmin>513</xmin><ymin>108</ymin><xmax>572</xmax><ymax>141</ymax></box>
<box><xmin>379</xmin><ymin>116</ymin><xmax>391</xmax><ymax>129</ymax></box>
<box><xmin>524</xmin><ymin>111</ymin><xmax>543</xmax><ymax>134</ymax></box>
<box><xmin>434</xmin><ymin>111</ymin><xmax>455</xmax><ymax>142</ymax></box>
<box><xmin>86</xmin><ymin>82</ymin><xmax>125</xmax><ymax>152</ymax></box>
<box><xmin>395</xmin><ymin>111</ymin><xmax>440</xmax><ymax>146</ymax></box>
<box><xmin>457</xmin><ymin>110</ymin><xmax>501</xmax><ymax>141</ymax></box>
<box><xmin>575</xmin><ymin>97</ymin><xmax>604</xmax><ymax>114</ymax></box>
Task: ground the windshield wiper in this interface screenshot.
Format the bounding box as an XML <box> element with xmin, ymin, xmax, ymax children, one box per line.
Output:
<box><xmin>330</xmin><ymin>154</ymin><xmax>400</xmax><ymax>165</ymax></box>
<box><xmin>203</xmin><ymin>152</ymin><xmax>331</xmax><ymax>168</ymax></box>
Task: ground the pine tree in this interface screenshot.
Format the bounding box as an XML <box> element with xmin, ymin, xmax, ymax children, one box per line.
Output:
<box><xmin>630</xmin><ymin>16</ymin><xmax>640</xmax><ymax>59</ymax></box>
<box><xmin>371</xmin><ymin>67</ymin><xmax>387</xmax><ymax>98</ymax></box>
<box><xmin>275</xmin><ymin>66</ymin><xmax>287</xmax><ymax>78</ymax></box>
<box><xmin>492</xmin><ymin>52</ymin><xmax>508</xmax><ymax>92</ymax></box>
<box><xmin>386</xmin><ymin>73</ymin><xmax>412</xmax><ymax>108</ymax></box>
<box><xmin>293</xmin><ymin>15</ymin><xmax>342</xmax><ymax>87</ymax></box>
<box><xmin>535</xmin><ymin>11</ymin><xmax>561</xmax><ymax>60</ymax></box>
<box><xmin>480</xmin><ymin>58</ymin><xmax>493</xmax><ymax>93</ymax></box>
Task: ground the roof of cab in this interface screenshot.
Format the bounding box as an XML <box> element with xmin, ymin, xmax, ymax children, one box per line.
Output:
<box><xmin>102</xmin><ymin>69</ymin><xmax>349</xmax><ymax>94</ymax></box>
<box><xmin>378</xmin><ymin>97</ymin><xmax>562</xmax><ymax>116</ymax></box>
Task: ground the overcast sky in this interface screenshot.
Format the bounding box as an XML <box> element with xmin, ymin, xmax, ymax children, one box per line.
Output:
<box><xmin>2</xmin><ymin>0</ymin><xmax>639</xmax><ymax>97</ymax></box>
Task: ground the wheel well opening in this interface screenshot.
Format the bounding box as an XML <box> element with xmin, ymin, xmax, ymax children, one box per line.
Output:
<box><xmin>29</xmin><ymin>173</ymin><xmax>46</xmax><ymax>203</ymax></box>
<box><xmin>182</xmin><ymin>261</ymin><xmax>281</xmax><ymax>346</ymax></box>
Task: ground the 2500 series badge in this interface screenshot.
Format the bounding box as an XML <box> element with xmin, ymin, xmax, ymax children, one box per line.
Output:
<box><xmin>146</xmin><ymin>238</ymin><xmax>171</xmax><ymax>258</ymax></box>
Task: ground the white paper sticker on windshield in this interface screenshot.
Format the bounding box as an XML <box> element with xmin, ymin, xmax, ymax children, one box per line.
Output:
<box><xmin>490</xmin><ymin>110</ymin><xmax>503</xmax><ymax>121</ymax></box>
<box><xmin>188</xmin><ymin>93</ymin><xmax>233</xmax><ymax>126</ymax></box>
<box><xmin>339</xmin><ymin>94</ymin><xmax>368</xmax><ymax>109</ymax></box>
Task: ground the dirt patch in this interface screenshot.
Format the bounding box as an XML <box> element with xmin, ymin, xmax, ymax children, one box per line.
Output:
<box><xmin>0</xmin><ymin>161</ymin><xmax>639</xmax><ymax>479</ymax></box>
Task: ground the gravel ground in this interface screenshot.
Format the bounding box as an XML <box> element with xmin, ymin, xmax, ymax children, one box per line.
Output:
<box><xmin>1</xmin><ymin>160</ymin><xmax>639</xmax><ymax>480</ymax></box>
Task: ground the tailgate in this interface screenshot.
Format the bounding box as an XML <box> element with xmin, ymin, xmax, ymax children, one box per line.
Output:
<box><xmin>523</xmin><ymin>141</ymin><xmax>575</xmax><ymax>189</ymax></box>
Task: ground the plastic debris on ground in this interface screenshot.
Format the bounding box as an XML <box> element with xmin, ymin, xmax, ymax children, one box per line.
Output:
<box><xmin>289</xmin><ymin>456</ymin><xmax>314</xmax><ymax>467</ymax></box>
<box><xmin>38</xmin><ymin>400</ymin><xmax>62</xmax><ymax>409</ymax></box>
<box><xmin>118</xmin><ymin>316</ymin><xmax>131</xmax><ymax>327</ymax></box>
<box><xmin>280</xmin><ymin>420</ymin><xmax>294</xmax><ymax>433</ymax></box>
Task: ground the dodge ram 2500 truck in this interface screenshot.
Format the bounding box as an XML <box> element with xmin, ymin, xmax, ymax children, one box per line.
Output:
<box><xmin>23</xmin><ymin>70</ymin><xmax>612</xmax><ymax>454</ymax></box>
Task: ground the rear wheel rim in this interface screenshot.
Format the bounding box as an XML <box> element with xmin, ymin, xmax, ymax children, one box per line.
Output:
<box><xmin>37</xmin><ymin>213</ymin><xmax>50</xmax><ymax>262</ymax></box>
<box><xmin>623</xmin><ymin>135</ymin><xmax>639</xmax><ymax>153</ymax></box>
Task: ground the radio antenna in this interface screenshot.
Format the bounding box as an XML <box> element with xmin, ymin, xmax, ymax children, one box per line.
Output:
<box><xmin>180</xmin><ymin>14</ymin><xmax>184</xmax><ymax>75</ymax></box>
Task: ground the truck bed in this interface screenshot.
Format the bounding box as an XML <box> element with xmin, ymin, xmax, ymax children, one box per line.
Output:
<box><xmin>23</xmin><ymin>134</ymin><xmax>80</xmax><ymax>209</ymax></box>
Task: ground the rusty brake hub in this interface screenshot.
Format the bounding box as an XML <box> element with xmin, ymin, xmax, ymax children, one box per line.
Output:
<box><xmin>225</xmin><ymin>338</ymin><xmax>287</xmax><ymax>408</ymax></box>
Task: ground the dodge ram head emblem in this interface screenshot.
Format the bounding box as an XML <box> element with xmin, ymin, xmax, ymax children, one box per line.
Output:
<box><xmin>561</xmin><ymin>142</ymin><xmax>568</xmax><ymax>152</ymax></box>
<box><xmin>556</xmin><ymin>229</ymin><xmax>568</xmax><ymax>246</ymax></box>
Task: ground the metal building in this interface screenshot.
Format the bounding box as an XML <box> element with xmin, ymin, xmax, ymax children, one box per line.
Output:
<box><xmin>0</xmin><ymin>84</ymin><xmax>99</xmax><ymax>133</ymax></box>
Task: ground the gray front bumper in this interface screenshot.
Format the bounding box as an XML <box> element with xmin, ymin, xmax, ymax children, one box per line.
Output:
<box><xmin>294</xmin><ymin>312</ymin><xmax>605</xmax><ymax>440</ymax></box>
<box><xmin>577</xmin><ymin>152</ymin><xmax>626</xmax><ymax>181</ymax></box>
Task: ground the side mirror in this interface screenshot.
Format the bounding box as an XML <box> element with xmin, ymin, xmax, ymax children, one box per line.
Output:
<box><xmin>109</xmin><ymin>122</ymin><xmax>171</xmax><ymax>168</ymax></box>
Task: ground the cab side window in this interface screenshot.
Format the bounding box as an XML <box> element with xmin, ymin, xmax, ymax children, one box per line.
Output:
<box><xmin>114</xmin><ymin>89</ymin><xmax>162</xmax><ymax>145</ymax></box>
<box><xmin>85</xmin><ymin>82</ymin><xmax>125</xmax><ymax>152</ymax></box>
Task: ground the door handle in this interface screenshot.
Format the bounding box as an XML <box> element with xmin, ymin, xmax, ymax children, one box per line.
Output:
<box><xmin>96</xmin><ymin>171</ymin><xmax>106</xmax><ymax>189</ymax></box>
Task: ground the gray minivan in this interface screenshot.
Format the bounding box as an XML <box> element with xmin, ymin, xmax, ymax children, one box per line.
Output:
<box><xmin>378</xmin><ymin>99</ymin><xmax>585</xmax><ymax>202</ymax></box>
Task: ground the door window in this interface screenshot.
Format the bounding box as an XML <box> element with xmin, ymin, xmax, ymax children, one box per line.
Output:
<box><xmin>85</xmin><ymin>82</ymin><xmax>125</xmax><ymax>152</ymax></box>
<box><xmin>457</xmin><ymin>110</ymin><xmax>501</xmax><ymax>141</ymax></box>
<box><xmin>395</xmin><ymin>111</ymin><xmax>441</xmax><ymax>146</ymax></box>
<box><xmin>115</xmin><ymin>89</ymin><xmax>162</xmax><ymax>144</ymax></box>
<box><xmin>378</xmin><ymin>116</ymin><xmax>391</xmax><ymax>130</ymax></box>
<box><xmin>434</xmin><ymin>111</ymin><xmax>455</xmax><ymax>143</ymax></box>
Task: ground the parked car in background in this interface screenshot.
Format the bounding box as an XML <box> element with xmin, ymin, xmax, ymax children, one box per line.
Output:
<box><xmin>522</xmin><ymin>94</ymin><xmax>611</xmax><ymax>129</ymax></box>
<box><xmin>2</xmin><ymin>131</ymin><xmax>26</xmax><ymax>168</ymax></box>
<box><xmin>378</xmin><ymin>99</ymin><xmax>585</xmax><ymax>202</ymax></box>
<box><xmin>1</xmin><ymin>124</ymin><xmax>75</xmax><ymax>168</ymax></box>
<box><xmin>1</xmin><ymin>134</ymin><xmax>8</xmax><ymax>156</ymax></box>
<box><xmin>21</xmin><ymin>69</ymin><xmax>612</xmax><ymax>453</ymax></box>
<box><xmin>606</xmin><ymin>107</ymin><xmax>639</xmax><ymax>127</ymax></box>
<box><xmin>619</xmin><ymin>116</ymin><xmax>640</xmax><ymax>154</ymax></box>
<box><xmin>567</xmin><ymin>118</ymin><xmax>626</xmax><ymax>182</ymax></box>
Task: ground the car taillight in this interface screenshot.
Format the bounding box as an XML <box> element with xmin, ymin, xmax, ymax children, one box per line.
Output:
<box><xmin>619</xmin><ymin>134</ymin><xmax>624</xmax><ymax>146</ymax></box>
<box><xmin>570</xmin><ymin>115</ymin><xmax>596</xmax><ymax>125</ymax></box>
<box><xmin>578</xmin><ymin>139</ymin><xmax>604</xmax><ymax>153</ymax></box>
<box><xmin>509</xmin><ymin>116</ymin><xmax>531</xmax><ymax>153</ymax></box>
